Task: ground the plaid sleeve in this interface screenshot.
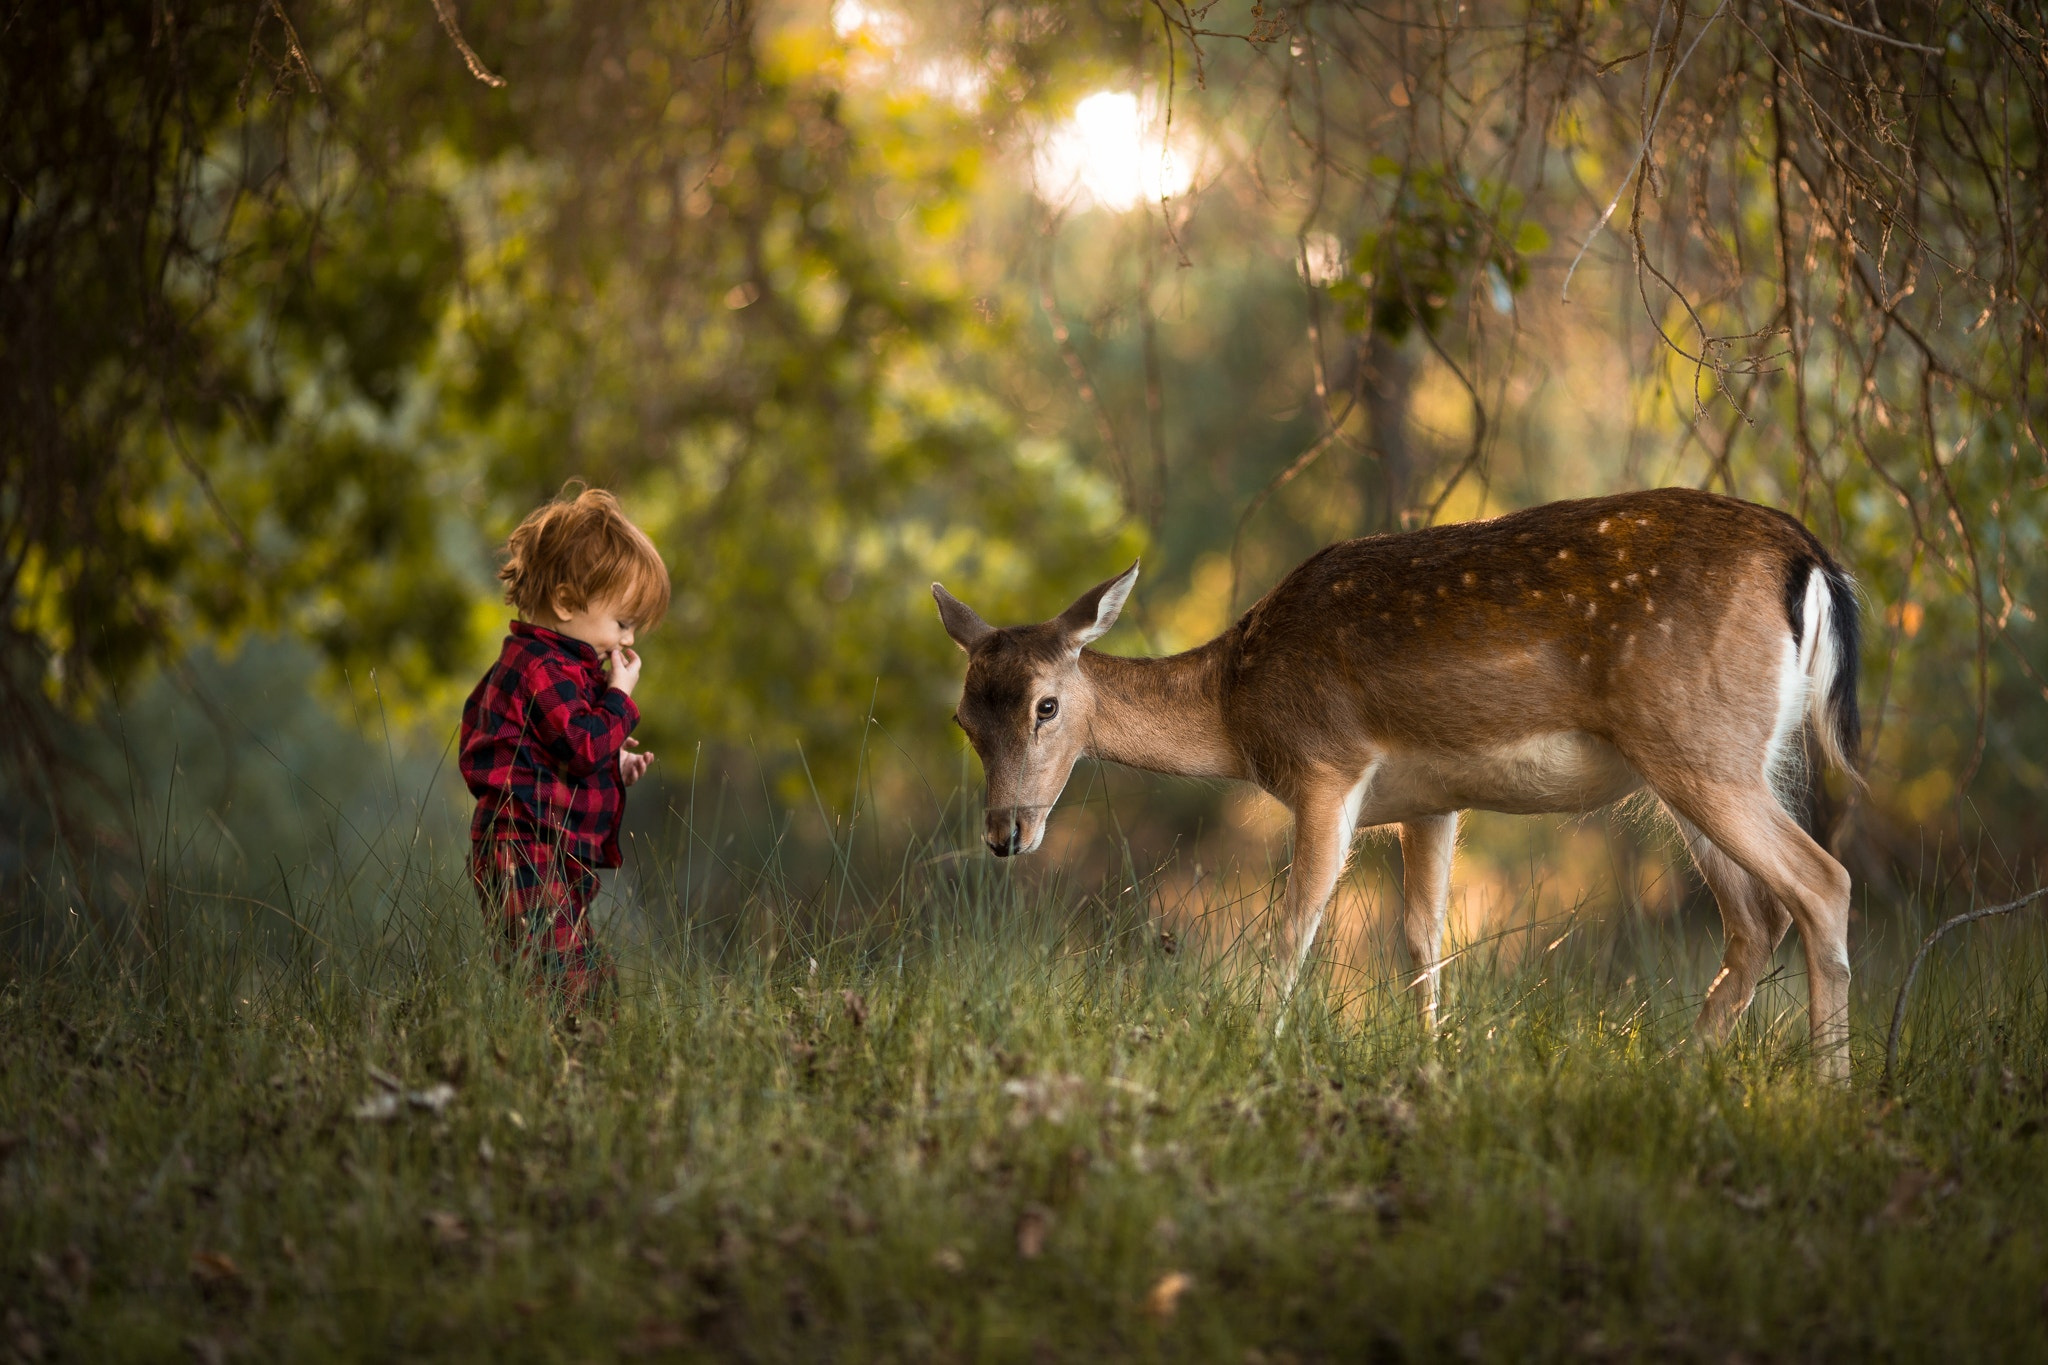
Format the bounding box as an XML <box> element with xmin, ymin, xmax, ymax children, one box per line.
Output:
<box><xmin>523</xmin><ymin>651</ymin><xmax>639</xmax><ymax>779</ymax></box>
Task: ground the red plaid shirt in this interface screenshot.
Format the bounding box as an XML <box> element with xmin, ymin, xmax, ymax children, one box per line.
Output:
<box><xmin>460</xmin><ymin>622</ymin><xmax>640</xmax><ymax>868</ymax></box>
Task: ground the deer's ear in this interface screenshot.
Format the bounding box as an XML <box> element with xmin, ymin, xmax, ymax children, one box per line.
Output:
<box><xmin>1056</xmin><ymin>561</ymin><xmax>1139</xmax><ymax>651</ymax></box>
<box><xmin>932</xmin><ymin>583</ymin><xmax>995</xmax><ymax>652</ymax></box>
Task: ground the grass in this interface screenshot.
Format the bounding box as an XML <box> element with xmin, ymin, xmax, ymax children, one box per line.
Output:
<box><xmin>5</xmin><ymin>812</ymin><xmax>2048</xmax><ymax>1363</ymax></box>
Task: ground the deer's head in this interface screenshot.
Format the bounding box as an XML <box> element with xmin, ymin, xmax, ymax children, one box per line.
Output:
<box><xmin>932</xmin><ymin>563</ymin><xmax>1139</xmax><ymax>857</ymax></box>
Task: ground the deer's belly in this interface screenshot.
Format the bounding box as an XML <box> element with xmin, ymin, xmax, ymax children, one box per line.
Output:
<box><xmin>1365</xmin><ymin>731</ymin><xmax>1641</xmax><ymax>819</ymax></box>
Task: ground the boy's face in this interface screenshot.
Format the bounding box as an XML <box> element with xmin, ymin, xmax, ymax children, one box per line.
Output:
<box><xmin>548</xmin><ymin>590</ymin><xmax>638</xmax><ymax>656</ymax></box>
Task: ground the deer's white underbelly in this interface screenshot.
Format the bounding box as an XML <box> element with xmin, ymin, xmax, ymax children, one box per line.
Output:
<box><xmin>1358</xmin><ymin>731</ymin><xmax>1642</xmax><ymax>822</ymax></box>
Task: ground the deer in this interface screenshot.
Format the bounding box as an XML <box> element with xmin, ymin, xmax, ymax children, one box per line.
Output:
<box><xmin>932</xmin><ymin>488</ymin><xmax>1863</xmax><ymax>1080</ymax></box>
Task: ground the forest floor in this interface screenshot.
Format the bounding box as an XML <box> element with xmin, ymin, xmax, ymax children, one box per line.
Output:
<box><xmin>5</xmin><ymin>868</ymin><xmax>2048</xmax><ymax>1363</ymax></box>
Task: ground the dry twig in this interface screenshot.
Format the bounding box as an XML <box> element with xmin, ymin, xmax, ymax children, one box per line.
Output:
<box><xmin>1883</xmin><ymin>887</ymin><xmax>2048</xmax><ymax>1093</ymax></box>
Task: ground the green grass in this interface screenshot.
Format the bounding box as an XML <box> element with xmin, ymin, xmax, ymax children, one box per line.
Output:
<box><xmin>5</xmin><ymin>834</ymin><xmax>2048</xmax><ymax>1363</ymax></box>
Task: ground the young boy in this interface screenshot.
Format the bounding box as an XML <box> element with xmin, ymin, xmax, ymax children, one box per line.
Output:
<box><xmin>459</xmin><ymin>485</ymin><xmax>669</xmax><ymax>1013</ymax></box>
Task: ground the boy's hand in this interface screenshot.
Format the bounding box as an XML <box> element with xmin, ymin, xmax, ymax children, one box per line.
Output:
<box><xmin>608</xmin><ymin>646</ymin><xmax>643</xmax><ymax>697</ymax></box>
<box><xmin>619</xmin><ymin>738</ymin><xmax>654</xmax><ymax>786</ymax></box>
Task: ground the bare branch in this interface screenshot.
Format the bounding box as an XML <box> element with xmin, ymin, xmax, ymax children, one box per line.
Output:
<box><xmin>429</xmin><ymin>0</ymin><xmax>506</xmax><ymax>88</ymax></box>
<box><xmin>1562</xmin><ymin>0</ymin><xmax>1729</xmax><ymax>301</ymax></box>
<box><xmin>1778</xmin><ymin>0</ymin><xmax>1944</xmax><ymax>55</ymax></box>
<box><xmin>1885</xmin><ymin>886</ymin><xmax>2048</xmax><ymax>1092</ymax></box>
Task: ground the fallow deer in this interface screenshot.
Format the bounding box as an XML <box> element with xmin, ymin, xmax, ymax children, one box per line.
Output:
<box><xmin>933</xmin><ymin>488</ymin><xmax>1862</xmax><ymax>1079</ymax></box>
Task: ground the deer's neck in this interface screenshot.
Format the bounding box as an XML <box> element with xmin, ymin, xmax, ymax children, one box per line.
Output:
<box><xmin>1079</xmin><ymin>640</ymin><xmax>1242</xmax><ymax>780</ymax></box>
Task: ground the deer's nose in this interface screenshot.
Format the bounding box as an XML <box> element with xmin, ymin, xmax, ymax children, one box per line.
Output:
<box><xmin>985</xmin><ymin>810</ymin><xmax>1021</xmax><ymax>858</ymax></box>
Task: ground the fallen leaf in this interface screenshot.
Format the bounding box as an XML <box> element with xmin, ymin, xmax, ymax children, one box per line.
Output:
<box><xmin>1003</xmin><ymin>1073</ymin><xmax>1089</xmax><ymax>1126</ymax></box>
<box><xmin>1324</xmin><ymin>1186</ymin><xmax>1374</xmax><ymax>1214</ymax></box>
<box><xmin>31</xmin><ymin>1247</ymin><xmax>88</xmax><ymax>1306</ymax></box>
<box><xmin>1105</xmin><ymin>1076</ymin><xmax>1158</xmax><ymax>1106</ymax></box>
<box><xmin>350</xmin><ymin>1093</ymin><xmax>401</xmax><ymax>1123</ymax></box>
<box><xmin>7</xmin><ymin>1307</ymin><xmax>43</xmax><ymax>1362</ymax></box>
<box><xmin>58</xmin><ymin>1247</ymin><xmax>90</xmax><ymax>1299</ymax></box>
<box><xmin>365</xmin><ymin>1064</ymin><xmax>402</xmax><ymax>1092</ymax></box>
<box><xmin>619</xmin><ymin>1319</ymin><xmax>690</xmax><ymax>1355</ymax></box>
<box><xmin>188</xmin><ymin>1250</ymin><xmax>248</xmax><ymax>1305</ymax></box>
<box><xmin>422</xmin><ymin>1210</ymin><xmax>469</xmax><ymax>1246</ymax></box>
<box><xmin>1372</xmin><ymin>1094</ymin><xmax>1419</xmax><ymax>1137</ymax></box>
<box><xmin>406</xmin><ymin>1083</ymin><xmax>457</xmax><ymax>1115</ymax></box>
<box><xmin>931</xmin><ymin>1246</ymin><xmax>965</xmax><ymax>1274</ymax></box>
<box><xmin>1145</xmin><ymin>1270</ymin><xmax>1192</xmax><ymax>1319</ymax></box>
<box><xmin>189</xmin><ymin>1250</ymin><xmax>240</xmax><ymax>1284</ymax></box>
<box><xmin>834</xmin><ymin>1193</ymin><xmax>875</xmax><ymax>1236</ymax></box>
<box><xmin>489</xmin><ymin>1228</ymin><xmax>535</xmax><ymax>1257</ymax></box>
<box><xmin>1726</xmin><ymin>1185</ymin><xmax>1775</xmax><ymax>1213</ymax></box>
<box><xmin>1880</xmin><ymin>1167</ymin><xmax>1934</xmax><ymax>1222</ymax></box>
<box><xmin>1015</xmin><ymin>1204</ymin><xmax>1051</xmax><ymax>1259</ymax></box>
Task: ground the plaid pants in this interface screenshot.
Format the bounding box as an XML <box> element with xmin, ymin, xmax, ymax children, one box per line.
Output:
<box><xmin>469</xmin><ymin>837</ymin><xmax>616</xmax><ymax>1014</ymax></box>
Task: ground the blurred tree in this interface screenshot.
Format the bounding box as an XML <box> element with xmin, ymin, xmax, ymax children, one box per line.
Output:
<box><xmin>1044</xmin><ymin>0</ymin><xmax>2048</xmax><ymax>889</ymax></box>
<box><xmin>0</xmin><ymin>0</ymin><xmax>1139</xmax><ymax>869</ymax></box>
<box><xmin>7</xmin><ymin>0</ymin><xmax>2047</xmax><ymax>909</ymax></box>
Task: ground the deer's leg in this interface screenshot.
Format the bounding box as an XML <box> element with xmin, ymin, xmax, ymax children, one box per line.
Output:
<box><xmin>1660</xmin><ymin>782</ymin><xmax>1852</xmax><ymax>1081</ymax></box>
<box><xmin>1398</xmin><ymin>812</ymin><xmax>1458</xmax><ymax>1029</ymax></box>
<box><xmin>1268</xmin><ymin>780</ymin><xmax>1362</xmax><ymax>1029</ymax></box>
<box><xmin>1671</xmin><ymin>810</ymin><xmax>1794</xmax><ymax>1042</ymax></box>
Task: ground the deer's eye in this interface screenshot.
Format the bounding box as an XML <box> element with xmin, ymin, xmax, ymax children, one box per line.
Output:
<box><xmin>1035</xmin><ymin>697</ymin><xmax>1059</xmax><ymax>723</ymax></box>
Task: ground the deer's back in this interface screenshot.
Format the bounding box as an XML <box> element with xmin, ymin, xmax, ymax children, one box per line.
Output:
<box><xmin>1220</xmin><ymin>489</ymin><xmax>1828</xmax><ymax>782</ymax></box>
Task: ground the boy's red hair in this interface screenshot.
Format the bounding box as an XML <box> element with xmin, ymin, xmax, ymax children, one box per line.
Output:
<box><xmin>499</xmin><ymin>484</ymin><xmax>670</xmax><ymax>628</ymax></box>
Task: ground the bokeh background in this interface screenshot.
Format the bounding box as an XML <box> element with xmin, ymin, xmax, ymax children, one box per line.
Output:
<box><xmin>6</xmin><ymin>0</ymin><xmax>2043</xmax><ymax>963</ymax></box>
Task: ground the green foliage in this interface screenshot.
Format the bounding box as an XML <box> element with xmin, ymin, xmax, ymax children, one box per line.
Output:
<box><xmin>3</xmin><ymin>0</ymin><xmax>1142</xmax><ymax>800</ymax></box>
<box><xmin>1332</xmin><ymin>161</ymin><xmax>1546</xmax><ymax>343</ymax></box>
<box><xmin>9</xmin><ymin>0</ymin><xmax>2048</xmax><ymax>879</ymax></box>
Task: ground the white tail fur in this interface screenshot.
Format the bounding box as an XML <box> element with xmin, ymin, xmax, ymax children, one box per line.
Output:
<box><xmin>1767</xmin><ymin>566</ymin><xmax>1856</xmax><ymax>809</ymax></box>
<box><xmin>1800</xmin><ymin>565</ymin><xmax>1856</xmax><ymax>775</ymax></box>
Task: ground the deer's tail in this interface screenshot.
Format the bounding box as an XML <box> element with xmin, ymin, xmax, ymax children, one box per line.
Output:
<box><xmin>1789</xmin><ymin>556</ymin><xmax>1862</xmax><ymax>784</ymax></box>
